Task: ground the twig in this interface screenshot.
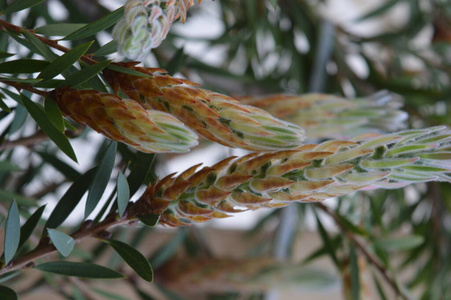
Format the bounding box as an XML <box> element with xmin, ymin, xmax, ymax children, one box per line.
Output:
<box><xmin>315</xmin><ymin>202</ymin><xmax>414</xmax><ymax>300</ymax></box>
<box><xmin>0</xmin><ymin>19</ymin><xmax>98</xmax><ymax>65</ymax></box>
<box><xmin>0</xmin><ymin>131</ymin><xmax>49</xmax><ymax>151</ymax></box>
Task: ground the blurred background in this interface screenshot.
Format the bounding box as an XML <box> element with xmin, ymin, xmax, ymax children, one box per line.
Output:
<box><xmin>1</xmin><ymin>0</ymin><xmax>451</xmax><ymax>299</ymax></box>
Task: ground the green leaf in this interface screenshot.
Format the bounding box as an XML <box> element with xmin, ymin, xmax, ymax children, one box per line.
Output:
<box><xmin>9</xmin><ymin>105</ymin><xmax>27</xmax><ymax>134</ymax></box>
<box><xmin>0</xmin><ymin>271</ymin><xmax>20</xmax><ymax>284</ymax></box>
<box><xmin>165</xmin><ymin>47</ymin><xmax>186</xmax><ymax>75</ymax></box>
<box><xmin>35</xmin><ymin>23</ymin><xmax>87</xmax><ymax>36</ymax></box>
<box><xmin>44</xmin><ymin>98</ymin><xmax>65</xmax><ymax>132</ymax></box>
<box><xmin>0</xmin><ymin>52</ymin><xmax>14</xmax><ymax>59</ymax></box>
<box><xmin>38</xmin><ymin>41</ymin><xmax>94</xmax><ymax>81</ymax></box>
<box><xmin>314</xmin><ymin>211</ymin><xmax>339</xmax><ymax>268</ymax></box>
<box><xmin>355</xmin><ymin>0</ymin><xmax>404</xmax><ymax>22</ymax></box>
<box><xmin>375</xmin><ymin>235</ymin><xmax>424</xmax><ymax>252</ymax></box>
<box><xmin>138</xmin><ymin>214</ymin><xmax>160</xmax><ymax>227</ymax></box>
<box><xmin>107</xmin><ymin>64</ymin><xmax>153</xmax><ymax>78</ymax></box>
<box><xmin>0</xmin><ymin>76</ymin><xmax>41</xmax><ymax>83</ymax></box>
<box><xmin>0</xmin><ymin>285</ymin><xmax>17</xmax><ymax>300</ymax></box>
<box><xmin>0</xmin><ymin>0</ymin><xmax>45</xmax><ymax>14</ymax></box>
<box><xmin>21</xmin><ymin>94</ymin><xmax>77</xmax><ymax>162</ymax></box>
<box><xmin>18</xmin><ymin>205</ymin><xmax>46</xmax><ymax>249</ymax></box>
<box><xmin>63</xmin><ymin>7</ymin><xmax>125</xmax><ymax>40</ymax></box>
<box><xmin>85</xmin><ymin>142</ymin><xmax>117</xmax><ymax>218</ymax></box>
<box><xmin>4</xmin><ymin>200</ymin><xmax>20</xmax><ymax>265</ymax></box>
<box><xmin>91</xmin><ymin>287</ymin><xmax>130</xmax><ymax>300</ymax></box>
<box><xmin>0</xmin><ymin>59</ymin><xmax>49</xmax><ymax>74</ymax></box>
<box><xmin>57</xmin><ymin>60</ymin><xmax>111</xmax><ymax>88</ymax></box>
<box><xmin>93</xmin><ymin>40</ymin><xmax>118</xmax><ymax>57</ymax></box>
<box><xmin>37</xmin><ymin>151</ymin><xmax>81</xmax><ymax>181</ymax></box>
<box><xmin>127</xmin><ymin>153</ymin><xmax>156</xmax><ymax>197</ymax></box>
<box><xmin>117</xmin><ymin>171</ymin><xmax>129</xmax><ymax>218</ymax></box>
<box><xmin>21</xmin><ymin>31</ymin><xmax>58</xmax><ymax>61</ymax></box>
<box><xmin>0</xmin><ymin>94</ymin><xmax>11</xmax><ymax>112</ymax></box>
<box><xmin>105</xmin><ymin>240</ymin><xmax>153</xmax><ymax>282</ymax></box>
<box><xmin>46</xmin><ymin>168</ymin><xmax>97</xmax><ymax>229</ymax></box>
<box><xmin>0</xmin><ymin>189</ymin><xmax>37</xmax><ymax>207</ymax></box>
<box><xmin>47</xmin><ymin>229</ymin><xmax>75</xmax><ymax>257</ymax></box>
<box><xmin>35</xmin><ymin>262</ymin><xmax>124</xmax><ymax>279</ymax></box>
<box><xmin>0</xmin><ymin>161</ymin><xmax>22</xmax><ymax>172</ymax></box>
<box><xmin>349</xmin><ymin>244</ymin><xmax>360</xmax><ymax>300</ymax></box>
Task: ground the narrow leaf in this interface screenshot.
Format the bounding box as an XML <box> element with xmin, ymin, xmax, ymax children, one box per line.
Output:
<box><xmin>44</xmin><ymin>98</ymin><xmax>64</xmax><ymax>132</ymax></box>
<box><xmin>46</xmin><ymin>168</ymin><xmax>97</xmax><ymax>229</ymax></box>
<box><xmin>117</xmin><ymin>171</ymin><xmax>129</xmax><ymax>218</ymax></box>
<box><xmin>0</xmin><ymin>0</ymin><xmax>45</xmax><ymax>14</ymax></box>
<box><xmin>138</xmin><ymin>214</ymin><xmax>160</xmax><ymax>227</ymax></box>
<box><xmin>107</xmin><ymin>64</ymin><xmax>153</xmax><ymax>78</ymax></box>
<box><xmin>0</xmin><ymin>52</ymin><xmax>14</xmax><ymax>59</ymax></box>
<box><xmin>85</xmin><ymin>142</ymin><xmax>117</xmax><ymax>218</ymax></box>
<box><xmin>165</xmin><ymin>47</ymin><xmax>186</xmax><ymax>75</ymax></box>
<box><xmin>57</xmin><ymin>60</ymin><xmax>111</xmax><ymax>88</ymax></box>
<box><xmin>0</xmin><ymin>161</ymin><xmax>22</xmax><ymax>172</ymax></box>
<box><xmin>64</xmin><ymin>7</ymin><xmax>125</xmax><ymax>40</ymax></box>
<box><xmin>375</xmin><ymin>235</ymin><xmax>424</xmax><ymax>252</ymax></box>
<box><xmin>4</xmin><ymin>200</ymin><xmax>20</xmax><ymax>265</ymax></box>
<box><xmin>0</xmin><ymin>285</ymin><xmax>17</xmax><ymax>300</ymax></box>
<box><xmin>106</xmin><ymin>240</ymin><xmax>153</xmax><ymax>282</ymax></box>
<box><xmin>35</xmin><ymin>23</ymin><xmax>87</xmax><ymax>36</ymax></box>
<box><xmin>35</xmin><ymin>262</ymin><xmax>124</xmax><ymax>279</ymax></box>
<box><xmin>38</xmin><ymin>41</ymin><xmax>94</xmax><ymax>81</ymax></box>
<box><xmin>93</xmin><ymin>40</ymin><xmax>118</xmax><ymax>57</ymax></box>
<box><xmin>0</xmin><ymin>59</ymin><xmax>49</xmax><ymax>74</ymax></box>
<box><xmin>37</xmin><ymin>151</ymin><xmax>81</xmax><ymax>181</ymax></box>
<box><xmin>0</xmin><ymin>95</ymin><xmax>11</xmax><ymax>112</ymax></box>
<box><xmin>18</xmin><ymin>205</ymin><xmax>46</xmax><ymax>249</ymax></box>
<box><xmin>349</xmin><ymin>244</ymin><xmax>360</xmax><ymax>300</ymax></box>
<box><xmin>0</xmin><ymin>189</ymin><xmax>36</xmax><ymax>207</ymax></box>
<box><xmin>0</xmin><ymin>76</ymin><xmax>41</xmax><ymax>83</ymax></box>
<box><xmin>21</xmin><ymin>94</ymin><xmax>77</xmax><ymax>162</ymax></box>
<box><xmin>21</xmin><ymin>31</ymin><xmax>58</xmax><ymax>61</ymax></box>
<box><xmin>47</xmin><ymin>229</ymin><xmax>75</xmax><ymax>257</ymax></box>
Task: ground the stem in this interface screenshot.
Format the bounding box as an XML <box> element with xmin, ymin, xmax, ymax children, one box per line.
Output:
<box><xmin>0</xmin><ymin>80</ymin><xmax>49</xmax><ymax>97</ymax></box>
<box><xmin>315</xmin><ymin>203</ymin><xmax>414</xmax><ymax>300</ymax></box>
<box><xmin>0</xmin><ymin>19</ymin><xmax>98</xmax><ymax>65</ymax></box>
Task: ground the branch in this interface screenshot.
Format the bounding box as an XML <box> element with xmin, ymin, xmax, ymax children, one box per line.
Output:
<box><xmin>315</xmin><ymin>202</ymin><xmax>414</xmax><ymax>300</ymax></box>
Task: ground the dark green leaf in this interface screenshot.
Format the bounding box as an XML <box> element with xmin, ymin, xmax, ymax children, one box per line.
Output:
<box><xmin>18</xmin><ymin>205</ymin><xmax>46</xmax><ymax>249</ymax></box>
<box><xmin>37</xmin><ymin>151</ymin><xmax>81</xmax><ymax>181</ymax></box>
<box><xmin>45</xmin><ymin>168</ymin><xmax>97</xmax><ymax>229</ymax></box>
<box><xmin>35</xmin><ymin>262</ymin><xmax>124</xmax><ymax>279</ymax></box>
<box><xmin>0</xmin><ymin>189</ymin><xmax>37</xmax><ymax>207</ymax></box>
<box><xmin>35</xmin><ymin>23</ymin><xmax>87</xmax><ymax>36</ymax></box>
<box><xmin>44</xmin><ymin>98</ymin><xmax>64</xmax><ymax>132</ymax></box>
<box><xmin>314</xmin><ymin>211</ymin><xmax>339</xmax><ymax>267</ymax></box>
<box><xmin>0</xmin><ymin>87</ymin><xmax>23</xmax><ymax>105</ymax></box>
<box><xmin>106</xmin><ymin>240</ymin><xmax>153</xmax><ymax>282</ymax></box>
<box><xmin>0</xmin><ymin>271</ymin><xmax>20</xmax><ymax>284</ymax></box>
<box><xmin>107</xmin><ymin>64</ymin><xmax>153</xmax><ymax>78</ymax></box>
<box><xmin>63</xmin><ymin>7</ymin><xmax>125</xmax><ymax>40</ymax></box>
<box><xmin>0</xmin><ymin>52</ymin><xmax>14</xmax><ymax>59</ymax></box>
<box><xmin>349</xmin><ymin>244</ymin><xmax>360</xmax><ymax>300</ymax></box>
<box><xmin>127</xmin><ymin>153</ymin><xmax>156</xmax><ymax>197</ymax></box>
<box><xmin>21</xmin><ymin>94</ymin><xmax>77</xmax><ymax>162</ymax></box>
<box><xmin>85</xmin><ymin>142</ymin><xmax>117</xmax><ymax>218</ymax></box>
<box><xmin>375</xmin><ymin>235</ymin><xmax>424</xmax><ymax>252</ymax></box>
<box><xmin>0</xmin><ymin>94</ymin><xmax>11</xmax><ymax>112</ymax></box>
<box><xmin>0</xmin><ymin>0</ymin><xmax>45</xmax><ymax>14</ymax></box>
<box><xmin>0</xmin><ymin>161</ymin><xmax>22</xmax><ymax>172</ymax></box>
<box><xmin>165</xmin><ymin>47</ymin><xmax>186</xmax><ymax>75</ymax></box>
<box><xmin>57</xmin><ymin>60</ymin><xmax>111</xmax><ymax>88</ymax></box>
<box><xmin>138</xmin><ymin>214</ymin><xmax>160</xmax><ymax>227</ymax></box>
<box><xmin>93</xmin><ymin>40</ymin><xmax>118</xmax><ymax>57</ymax></box>
<box><xmin>0</xmin><ymin>76</ymin><xmax>41</xmax><ymax>83</ymax></box>
<box><xmin>0</xmin><ymin>59</ymin><xmax>49</xmax><ymax>74</ymax></box>
<box><xmin>117</xmin><ymin>171</ymin><xmax>129</xmax><ymax>218</ymax></box>
<box><xmin>38</xmin><ymin>41</ymin><xmax>94</xmax><ymax>81</ymax></box>
<box><xmin>21</xmin><ymin>30</ymin><xmax>58</xmax><ymax>61</ymax></box>
<box><xmin>9</xmin><ymin>105</ymin><xmax>27</xmax><ymax>134</ymax></box>
<box><xmin>47</xmin><ymin>229</ymin><xmax>75</xmax><ymax>257</ymax></box>
<box><xmin>91</xmin><ymin>287</ymin><xmax>130</xmax><ymax>300</ymax></box>
<box><xmin>0</xmin><ymin>285</ymin><xmax>17</xmax><ymax>300</ymax></box>
<box><xmin>355</xmin><ymin>0</ymin><xmax>404</xmax><ymax>22</ymax></box>
<box><xmin>4</xmin><ymin>200</ymin><xmax>20</xmax><ymax>265</ymax></box>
